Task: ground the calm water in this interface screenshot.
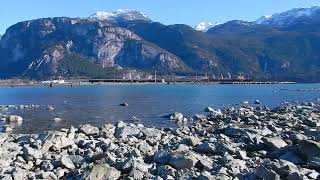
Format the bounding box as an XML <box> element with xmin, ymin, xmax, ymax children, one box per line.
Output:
<box><xmin>1</xmin><ymin>84</ymin><xmax>320</xmax><ymax>133</ymax></box>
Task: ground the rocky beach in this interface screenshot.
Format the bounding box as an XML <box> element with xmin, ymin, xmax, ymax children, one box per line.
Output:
<box><xmin>0</xmin><ymin>101</ymin><xmax>320</xmax><ymax>179</ymax></box>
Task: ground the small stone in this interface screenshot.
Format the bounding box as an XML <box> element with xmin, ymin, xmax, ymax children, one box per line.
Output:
<box><xmin>287</xmin><ymin>172</ymin><xmax>307</xmax><ymax>180</ymax></box>
<box><xmin>2</xmin><ymin>126</ymin><xmax>13</xmax><ymax>133</ymax></box>
<box><xmin>262</xmin><ymin>137</ymin><xmax>288</xmax><ymax>150</ymax></box>
<box><xmin>84</xmin><ymin>164</ymin><xmax>121</xmax><ymax>180</ymax></box>
<box><xmin>254</xmin><ymin>100</ymin><xmax>261</xmax><ymax>104</ymax></box>
<box><xmin>196</xmin><ymin>142</ymin><xmax>216</xmax><ymax>154</ymax></box>
<box><xmin>53</xmin><ymin>118</ymin><xmax>63</xmax><ymax>122</ymax></box>
<box><xmin>120</xmin><ymin>102</ymin><xmax>129</xmax><ymax>107</ymax></box>
<box><xmin>169</xmin><ymin>152</ymin><xmax>198</xmax><ymax>170</ymax></box>
<box><xmin>61</xmin><ymin>156</ymin><xmax>75</xmax><ymax>169</ymax></box>
<box><xmin>6</xmin><ymin>115</ymin><xmax>23</xmax><ymax>122</ymax></box>
<box><xmin>47</xmin><ymin>106</ymin><xmax>55</xmax><ymax>111</ymax></box>
<box><xmin>169</xmin><ymin>112</ymin><xmax>184</xmax><ymax>121</ymax></box>
<box><xmin>204</xmin><ymin>107</ymin><xmax>214</xmax><ymax>113</ymax></box>
<box><xmin>235</xmin><ymin>150</ymin><xmax>248</xmax><ymax>160</ymax></box>
<box><xmin>22</xmin><ymin>147</ymin><xmax>43</xmax><ymax>160</ymax></box>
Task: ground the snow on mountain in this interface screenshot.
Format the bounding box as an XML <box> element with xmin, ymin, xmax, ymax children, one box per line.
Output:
<box><xmin>89</xmin><ymin>9</ymin><xmax>151</xmax><ymax>22</ymax></box>
<box><xmin>195</xmin><ymin>22</ymin><xmax>221</xmax><ymax>32</ymax></box>
<box><xmin>255</xmin><ymin>6</ymin><xmax>320</xmax><ymax>26</ymax></box>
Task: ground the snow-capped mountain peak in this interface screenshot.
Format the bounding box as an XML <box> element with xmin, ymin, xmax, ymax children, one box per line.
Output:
<box><xmin>89</xmin><ymin>9</ymin><xmax>151</xmax><ymax>22</ymax></box>
<box><xmin>195</xmin><ymin>22</ymin><xmax>221</xmax><ymax>32</ymax></box>
<box><xmin>255</xmin><ymin>6</ymin><xmax>320</xmax><ymax>26</ymax></box>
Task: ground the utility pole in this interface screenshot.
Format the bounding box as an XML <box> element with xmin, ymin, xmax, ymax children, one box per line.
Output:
<box><xmin>171</xmin><ymin>73</ymin><xmax>173</xmax><ymax>83</ymax></box>
<box><xmin>113</xmin><ymin>69</ymin><xmax>116</xmax><ymax>83</ymax></box>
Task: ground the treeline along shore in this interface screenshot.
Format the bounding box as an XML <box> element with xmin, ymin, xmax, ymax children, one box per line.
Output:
<box><xmin>1</xmin><ymin>101</ymin><xmax>320</xmax><ymax>179</ymax></box>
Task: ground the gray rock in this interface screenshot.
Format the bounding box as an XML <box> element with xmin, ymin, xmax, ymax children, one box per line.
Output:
<box><xmin>157</xmin><ymin>165</ymin><xmax>176</xmax><ymax>178</ymax></box>
<box><xmin>2</xmin><ymin>126</ymin><xmax>13</xmax><ymax>133</ymax></box>
<box><xmin>47</xmin><ymin>106</ymin><xmax>55</xmax><ymax>111</ymax></box>
<box><xmin>169</xmin><ymin>112</ymin><xmax>184</xmax><ymax>121</ymax></box>
<box><xmin>22</xmin><ymin>146</ymin><xmax>43</xmax><ymax>160</ymax></box>
<box><xmin>254</xmin><ymin>100</ymin><xmax>261</xmax><ymax>104</ymax></box>
<box><xmin>204</xmin><ymin>107</ymin><xmax>214</xmax><ymax>113</ymax></box>
<box><xmin>287</xmin><ymin>172</ymin><xmax>308</xmax><ymax>180</ymax></box>
<box><xmin>79</xmin><ymin>124</ymin><xmax>100</xmax><ymax>135</ymax></box>
<box><xmin>11</xmin><ymin>167</ymin><xmax>28</xmax><ymax>180</ymax></box>
<box><xmin>40</xmin><ymin>172</ymin><xmax>58</xmax><ymax>180</ymax></box>
<box><xmin>262</xmin><ymin>137</ymin><xmax>288</xmax><ymax>150</ymax></box>
<box><xmin>193</xmin><ymin>114</ymin><xmax>207</xmax><ymax>121</ymax></box>
<box><xmin>169</xmin><ymin>152</ymin><xmax>198</xmax><ymax>170</ymax></box>
<box><xmin>153</xmin><ymin>150</ymin><xmax>171</xmax><ymax>164</ymax></box>
<box><xmin>186</xmin><ymin>136</ymin><xmax>202</xmax><ymax>146</ymax></box>
<box><xmin>120</xmin><ymin>102</ymin><xmax>129</xmax><ymax>107</ymax></box>
<box><xmin>196</xmin><ymin>142</ymin><xmax>216</xmax><ymax>154</ymax></box>
<box><xmin>6</xmin><ymin>115</ymin><xmax>23</xmax><ymax>122</ymax></box>
<box><xmin>309</xmin><ymin>157</ymin><xmax>320</xmax><ymax>168</ymax></box>
<box><xmin>298</xmin><ymin>140</ymin><xmax>320</xmax><ymax>161</ymax></box>
<box><xmin>271</xmin><ymin>160</ymin><xmax>297</xmax><ymax>176</ymax></box>
<box><xmin>61</xmin><ymin>155</ymin><xmax>75</xmax><ymax>169</ymax></box>
<box><xmin>84</xmin><ymin>164</ymin><xmax>121</xmax><ymax>180</ymax></box>
<box><xmin>225</xmin><ymin>159</ymin><xmax>247</xmax><ymax>174</ymax></box>
<box><xmin>235</xmin><ymin>150</ymin><xmax>248</xmax><ymax>160</ymax></box>
<box><xmin>306</xmin><ymin>170</ymin><xmax>319</xmax><ymax>179</ymax></box>
<box><xmin>114</xmin><ymin>126</ymin><xmax>142</xmax><ymax>139</ymax></box>
<box><xmin>256</xmin><ymin>165</ymin><xmax>280</xmax><ymax>180</ymax></box>
<box><xmin>0</xmin><ymin>133</ymin><xmax>8</xmax><ymax>145</ymax></box>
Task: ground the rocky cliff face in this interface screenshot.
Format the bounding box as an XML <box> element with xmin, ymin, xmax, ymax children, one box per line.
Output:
<box><xmin>0</xmin><ymin>17</ymin><xmax>188</xmax><ymax>79</ymax></box>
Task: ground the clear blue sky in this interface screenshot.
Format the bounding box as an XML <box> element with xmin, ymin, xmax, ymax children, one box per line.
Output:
<box><xmin>1</xmin><ymin>0</ymin><xmax>320</xmax><ymax>34</ymax></box>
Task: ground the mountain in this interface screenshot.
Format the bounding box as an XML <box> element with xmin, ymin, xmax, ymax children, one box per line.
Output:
<box><xmin>195</xmin><ymin>22</ymin><xmax>220</xmax><ymax>32</ymax></box>
<box><xmin>0</xmin><ymin>16</ymin><xmax>189</xmax><ymax>79</ymax></box>
<box><xmin>88</xmin><ymin>9</ymin><xmax>151</xmax><ymax>23</ymax></box>
<box><xmin>205</xmin><ymin>7</ymin><xmax>320</xmax><ymax>82</ymax></box>
<box><xmin>1</xmin><ymin>7</ymin><xmax>320</xmax><ymax>82</ymax></box>
<box><xmin>255</xmin><ymin>6</ymin><xmax>320</xmax><ymax>26</ymax></box>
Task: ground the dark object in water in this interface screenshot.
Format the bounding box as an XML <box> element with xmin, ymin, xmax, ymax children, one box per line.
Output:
<box><xmin>120</xmin><ymin>102</ymin><xmax>129</xmax><ymax>107</ymax></box>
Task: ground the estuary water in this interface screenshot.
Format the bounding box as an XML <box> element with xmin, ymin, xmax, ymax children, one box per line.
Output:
<box><xmin>1</xmin><ymin>84</ymin><xmax>320</xmax><ymax>133</ymax></box>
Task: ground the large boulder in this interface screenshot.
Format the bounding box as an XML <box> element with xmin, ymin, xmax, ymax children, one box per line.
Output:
<box><xmin>262</xmin><ymin>137</ymin><xmax>288</xmax><ymax>150</ymax></box>
<box><xmin>298</xmin><ymin>140</ymin><xmax>320</xmax><ymax>161</ymax></box>
<box><xmin>84</xmin><ymin>164</ymin><xmax>121</xmax><ymax>180</ymax></box>
<box><xmin>169</xmin><ymin>151</ymin><xmax>198</xmax><ymax>170</ymax></box>
<box><xmin>79</xmin><ymin>124</ymin><xmax>100</xmax><ymax>136</ymax></box>
<box><xmin>255</xmin><ymin>165</ymin><xmax>280</xmax><ymax>180</ymax></box>
<box><xmin>114</xmin><ymin>126</ymin><xmax>141</xmax><ymax>139</ymax></box>
<box><xmin>22</xmin><ymin>146</ymin><xmax>43</xmax><ymax>161</ymax></box>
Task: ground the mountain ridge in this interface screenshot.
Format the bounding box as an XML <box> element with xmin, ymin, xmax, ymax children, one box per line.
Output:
<box><xmin>1</xmin><ymin>7</ymin><xmax>320</xmax><ymax>82</ymax></box>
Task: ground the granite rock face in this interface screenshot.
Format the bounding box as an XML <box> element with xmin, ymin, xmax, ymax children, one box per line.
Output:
<box><xmin>0</xmin><ymin>17</ymin><xmax>188</xmax><ymax>79</ymax></box>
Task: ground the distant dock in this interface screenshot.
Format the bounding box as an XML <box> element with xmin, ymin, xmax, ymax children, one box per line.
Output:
<box><xmin>85</xmin><ymin>78</ymin><xmax>296</xmax><ymax>85</ymax></box>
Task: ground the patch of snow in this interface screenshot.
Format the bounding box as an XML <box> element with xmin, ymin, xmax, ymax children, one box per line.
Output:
<box><xmin>195</xmin><ymin>22</ymin><xmax>221</xmax><ymax>32</ymax></box>
<box><xmin>89</xmin><ymin>9</ymin><xmax>151</xmax><ymax>22</ymax></box>
<box><xmin>255</xmin><ymin>6</ymin><xmax>320</xmax><ymax>26</ymax></box>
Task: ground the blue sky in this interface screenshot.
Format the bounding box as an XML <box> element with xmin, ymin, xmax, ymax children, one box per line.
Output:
<box><xmin>1</xmin><ymin>0</ymin><xmax>320</xmax><ymax>34</ymax></box>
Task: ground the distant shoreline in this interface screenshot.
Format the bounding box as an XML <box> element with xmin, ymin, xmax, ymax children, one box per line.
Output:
<box><xmin>0</xmin><ymin>79</ymin><xmax>303</xmax><ymax>87</ymax></box>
